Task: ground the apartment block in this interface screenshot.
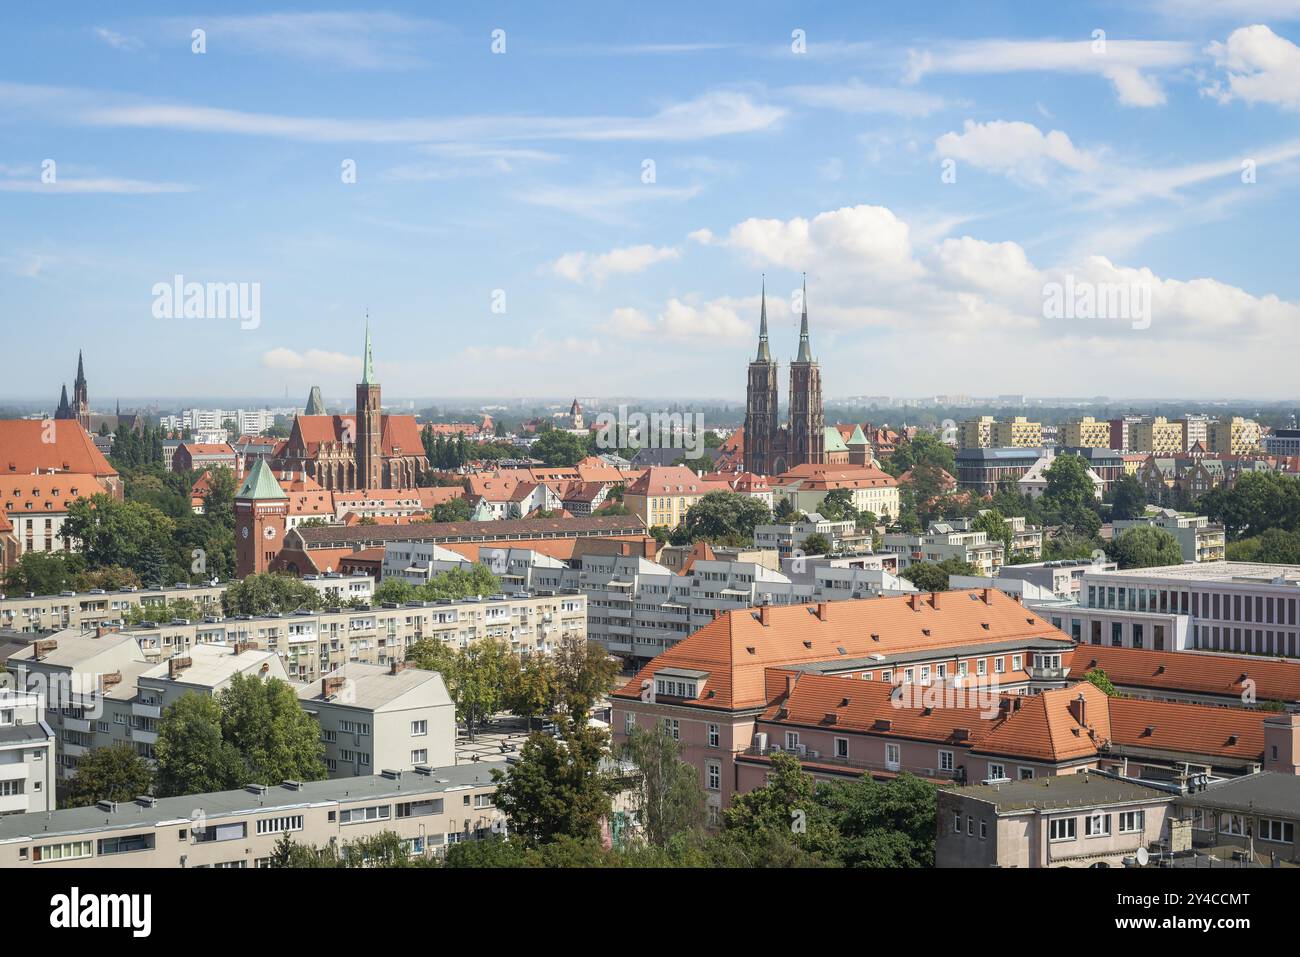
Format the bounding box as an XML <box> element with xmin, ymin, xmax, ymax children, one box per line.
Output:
<box><xmin>1208</xmin><ymin>416</ymin><xmax>1262</xmax><ymax>455</ymax></box>
<box><xmin>883</xmin><ymin>520</ymin><xmax>1006</xmax><ymax>576</ymax></box>
<box><xmin>1111</xmin><ymin>509</ymin><xmax>1226</xmax><ymax>563</ymax></box>
<box><xmin>959</xmin><ymin>416</ymin><xmax>995</xmax><ymax>450</ymax></box>
<box><xmin>0</xmin><ymin>691</ymin><xmax>55</xmax><ymax>815</ymax></box>
<box><xmin>991</xmin><ymin>417</ymin><xmax>1043</xmax><ymax>448</ymax></box>
<box><xmin>1061</xmin><ymin>417</ymin><xmax>1112</xmax><ymax>449</ymax></box>
<box><xmin>298</xmin><ymin>662</ymin><xmax>455</xmax><ymax>777</ymax></box>
<box><xmin>1265</xmin><ymin>429</ymin><xmax>1300</xmax><ymax>457</ymax></box>
<box><xmin>0</xmin><ymin>583</ymin><xmax>226</xmax><ymax>635</ymax></box>
<box><xmin>1129</xmin><ymin>417</ymin><xmax>1185</xmax><ymax>455</ymax></box>
<box><xmin>0</xmin><ymin>767</ymin><xmax>502</xmax><ymax>868</ymax></box>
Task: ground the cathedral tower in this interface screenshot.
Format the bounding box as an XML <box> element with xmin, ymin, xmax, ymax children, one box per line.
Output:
<box><xmin>743</xmin><ymin>278</ymin><xmax>780</xmax><ymax>474</ymax></box>
<box><xmin>787</xmin><ymin>276</ymin><xmax>824</xmax><ymax>468</ymax></box>
<box><xmin>355</xmin><ymin>321</ymin><xmax>384</xmax><ymax>489</ymax></box>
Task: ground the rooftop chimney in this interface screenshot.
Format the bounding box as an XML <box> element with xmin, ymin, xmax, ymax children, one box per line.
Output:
<box><xmin>1069</xmin><ymin>693</ymin><xmax>1087</xmax><ymax>727</ymax></box>
<box><xmin>167</xmin><ymin>656</ymin><xmax>192</xmax><ymax>679</ymax></box>
<box><xmin>322</xmin><ymin>675</ymin><xmax>347</xmax><ymax>698</ymax></box>
<box><xmin>981</xmin><ymin>588</ymin><xmax>992</xmax><ymax>605</ymax></box>
<box><xmin>758</xmin><ymin>605</ymin><xmax>771</xmax><ymax>627</ymax></box>
<box><xmin>815</xmin><ymin>602</ymin><xmax>829</xmax><ymax>621</ymax></box>
<box><xmin>929</xmin><ymin>591</ymin><xmax>941</xmax><ymax>610</ymax></box>
<box><xmin>33</xmin><ymin>639</ymin><xmax>58</xmax><ymax>660</ymax></box>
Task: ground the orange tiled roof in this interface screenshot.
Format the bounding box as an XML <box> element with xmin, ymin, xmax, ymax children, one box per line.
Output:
<box><xmin>614</xmin><ymin>589</ymin><xmax>1074</xmax><ymax>711</ymax></box>
<box><xmin>0</xmin><ymin>473</ymin><xmax>104</xmax><ymax>515</ymax></box>
<box><xmin>0</xmin><ymin>419</ymin><xmax>117</xmax><ymax>478</ymax></box>
<box><xmin>1107</xmin><ymin>696</ymin><xmax>1267</xmax><ymax>761</ymax></box>
<box><xmin>1066</xmin><ymin>644</ymin><xmax>1300</xmax><ymax>705</ymax></box>
<box><xmin>973</xmin><ymin>684</ymin><xmax>1110</xmax><ymax>762</ymax></box>
<box><xmin>775</xmin><ymin>463</ymin><xmax>898</xmax><ymax>490</ymax></box>
<box><xmin>626</xmin><ymin>466</ymin><xmax>731</xmax><ymax>497</ymax></box>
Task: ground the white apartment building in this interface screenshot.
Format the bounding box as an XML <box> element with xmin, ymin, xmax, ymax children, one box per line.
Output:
<box><xmin>0</xmin><ymin>691</ymin><xmax>55</xmax><ymax>815</ymax></box>
<box><xmin>753</xmin><ymin>513</ymin><xmax>858</xmax><ymax>557</ymax></box>
<box><xmin>0</xmin><ymin>583</ymin><xmax>226</xmax><ymax>635</ymax></box>
<box><xmin>297</xmin><ymin>662</ymin><xmax>455</xmax><ymax>778</ymax></box>
<box><xmin>883</xmin><ymin>520</ymin><xmax>1005</xmax><ymax>576</ymax></box>
<box><xmin>1111</xmin><ymin>509</ymin><xmax>1226</xmax><ymax>563</ymax></box>
<box><xmin>301</xmin><ymin>573</ymin><xmax>375</xmax><ymax>605</ymax></box>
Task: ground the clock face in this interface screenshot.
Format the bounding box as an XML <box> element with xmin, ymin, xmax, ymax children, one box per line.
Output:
<box><xmin>240</xmin><ymin>525</ymin><xmax>250</xmax><ymax>539</ymax></box>
<box><xmin>264</xmin><ymin>525</ymin><xmax>278</xmax><ymax>540</ymax></box>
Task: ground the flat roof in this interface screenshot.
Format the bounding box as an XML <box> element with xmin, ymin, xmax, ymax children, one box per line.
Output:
<box><xmin>1088</xmin><ymin>561</ymin><xmax>1300</xmax><ymax>584</ymax></box>
<box><xmin>0</xmin><ymin>766</ymin><xmax>497</xmax><ymax>844</ymax></box>
<box><xmin>1179</xmin><ymin>772</ymin><xmax>1300</xmax><ymax>819</ymax></box>
<box><xmin>8</xmin><ymin>630</ymin><xmax>139</xmax><ymax>668</ymax></box>
<box><xmin>949</xmin><ymin>771</ymin><xmax>1171</xmax><ymax>813</ymax></box>
<box><xmin>139</xmin><ymin>643</ymin><xmax>280</xmax><ymax>689</ymax></box>
<box><xmin>296</xmin><ymin>663</ymin><xmax>450</xmax><ymax>711</ymax></box>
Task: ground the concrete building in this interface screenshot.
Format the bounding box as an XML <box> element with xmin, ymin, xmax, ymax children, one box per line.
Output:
<box><xmin>0</xmin><ymin>767</ymin><xmax>503</xmax><ymax>868</ymax></box>
<box><xmin>950</xmin><ymin>558</ymin><xmax>1118</xmax><ymax>601</ymax></box>
<box><xmin>1208</xmin><ymin>416</ymin><xmax>1261</xmax><ymax>455</ymax></box>
<box><xmin>1111</xmin><ymin>509</ymin><xmax>1226</xmax><ymax>563</ymax></box>
<box><xmin>753</xmin><ymin>514</ymin><xmax>858</xmax><ymax>557</ymax></box>
<box><xmin>959</xmin><ymin>416</ymin><xmax>995</xmax><ymax>450</ymax></box>
<box><xmin>883</xmin><ymin>519</ymin><xmax>1005</xmax><ymax>576</ymax></box>
<box><xmin>955</xmin><ymin>447</ymin><xmax>1043</xmax><ymax>496</ymax></box>
<box><xmin>297</xmin><ymin>662</ymin><xmax>455</xmax><ymax>777</ymax></box>
<box><xmin>1130</xmin><ymin>417</ymin><xmax>1186</xmax><ymax>455</ymax></box>
<box><xmin>1061</xmin><ymin>417</ymin><xmax>1111</xmax><ymax>449</ymax></box>
<box><xmin>1179</xmin><ymin>769</ymin><xmax>1300</xmax><ymax>865</ymax></box>
<box><xmin>1264</xmin><ymin>429</ymin><xmax>1300</xmax><ymax>457</ymax></box>
<box><xmin>991</xmin><ymin>417</ymin><xmax>1043</xmax><ymax>448</ymax></box>
<box><xmin>937</xmin><ymin>772</ymin><xmax>1175</xmax><ymax>868</ymax></box>
<box><xmin>301</xmin><ymin>573</ymin><xmax>374</xmax><ymax>605</ymax></box>
<box><xmin>624</xmin><ymin>466</ymin><xmax>731</xmax><ymax>530</ymax></box>
<box><xmin>0</xmin><ymin>691</ymin><xmax>55</xmax><ymax>815</ymax></box>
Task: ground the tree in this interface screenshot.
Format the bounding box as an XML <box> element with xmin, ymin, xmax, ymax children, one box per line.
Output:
<box><xmin>1108</xmin><ymin>525</ymin><xmax>1183</xmax><ymax>569</ymax></box>
<box><xmin>801</xmin><ymin>532</ymin><xmax>832</xmax><ymax>556</ymax></box>
<box><xmin>409</xmin><ymin>638</ymin><xmax>516</xmax><ymax>739</ymax></box>
<box><xmin>619</xmin><ymin>724</ymin><xmax>707</xmax><ymax>847</ymax></box>
<box><xmin>430</xmin><ymin>497</ymin><xmax>471</xmax><ymax>523</ymax></box>
<box><xmin>531</xmin><ymin>430</ymin><xmax>587</xmax><ymax>467</ymax></box>
<box><xmin>677</xmin><ymin>491</ymin><xmax>771</xmax><ymax>546</ymax></box>
<box><xmin>63</xmin><ymin>744</ymin><xmax>154</xmax><ymax>808</ymax></box>
<box><xmin>722</xmin><ymin>751</ymin><xmax>835</xmax><ymax>865</ymax></box>
<box><xmin>815</xmin><ymin>772</ymin><xmax>937</xmax><ymax>867</ymax></box>
<box><xmin>899</xmin><ymin>559</ymin><xmax>978</xmax><ymax>592</ymax></box>
<box><xmin>63</xmin><ymin>494</ymin><xmax>176</xmax><ymax>578</ymax></box>
<box><xmin>553</xmin><ymin>635</ymin><xmax>621</xmax><ymax>719</ymax></box>
<box><xmin>154</xmin><ymin>693</ymin><xmax>246</xmax><ymax>797</ymax></box>
<box><xmin>817</xmin><ymin>488</ymin><xmax>858</xmax><ymax>524</ymax></box>
<box><xmin>971</xmin><ymin>509</ymin><xmax>1012</xmax><ymax>556</ymax></box>
<box><xmin>1227</xmin><ymin>528</ymin><xmax>1300</xmax><ymax>564</ymax></box>
<box><xmin>2</xmin><ymin>551</ymin><xmax>84</xmax><ymax>595</ymax></box>
<box><xmin>1108</xmin><ymin>474</ymin><xmax>1147</xmax><ymax>521</ymax></box>
<box><xmin>1042</xmin><ymin>454</ymin><xmax>1098</xmax><ymax>513</ymax></box>
<box><xmin>1083</xmin><ymin>668</ymin><xmax>1120</xmax><ymax>697</ymax></box>
<box><xmin>222</xmin><ymin>572</ymin><xmax>324</xmax><ymax>616</ymax></box>
<box><xmin>491</xmin><ymin>714</ymin><xmax>619</xmax><ymax>847</ymax></box>
<box><xmin>507</xmin><ymin>654</ymin><xmax>559</xmax><ymax>723</ymax></box>
<box><xmin>218</xmin><ymin>673</ymin><xmax>326</xmax><ymax>786</ymax></box>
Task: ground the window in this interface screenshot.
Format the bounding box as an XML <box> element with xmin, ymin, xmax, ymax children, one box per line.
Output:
<box><xmin>988</xmin><ymin>763</ymin><xmax>1005</xmax><ymax>781</ymax></box>
<box><xmin>1119</xmin><ymin>810</ymin><xmax>1144</xmax><ymax>834</ymax></box>
<box><xmin>938</xmin><ymin>750</ymin><xmax>954</xmax><ymax>772</ymax></box>
<box><xmin>340</xmin><ymin>805</ymin><xmax>391</xmax><ymax>825</ymax></box>
<box><xmin>194</xmin><ymin>822</ymin><xmax>247</xmax><ymax>843</ymax></box>
<box><xmin>1220</xmin><ymin>814</ymin><xmax>1244</xmax><ymax>836</ymax></box>
<box><xmin>785</xmin><ymin>731</ymin><xmax>800</xmax><ymax>750</ymax></box>
<box><xmin>1049</xmin><ymin>818</ymin><xmax>1076</xmax><ymax>842</ymax></box>
<box><xmin>976</xmin><ymin>659</ymin><xmax>987</xmax><ymax>676</ymax></box>
<box><xmin>33</xmin><ymin>840</ymin><xmax>92</xmax><ymax>862</ymax></box>
<box><xmin>953</xmin><ymin>813</ymin><xmax>962</xmax><ymax>833</ymax></box>
<box><xmin>994</xmin><ymin>657</ymin><xmax>1005</xmax><ymax>674</ymax></box>
<box><xmin>885</xmin><ymin>743</ymin><xmax>900</xmax><ymax>770</ymax></box>
<box><xmin>664</xmin><ymin>719</ymin><xmax>680</xmax><ymax>741</ymax></box>
<box><xmin>1018</xmin><ymin>767</ymin><xmax>1034</xmax><ymax>780</ymax></box>
<box><xmin>1259</xmin><ymin>819</ymin><xmax>1294</xmax><ymax>844</ymax></box>
<box><xmin>834</xmin><ymin>737</ymin><xmax>849</xmax><ymax>759</ymax></box>
<box><xmin>411</xmin><ymin>720</ymin><xmax>427</xmax><ymax>736</ymax></box>
<box><xmin>979</xmin><ymin>820</ymin><xmax>987</xmax><ymax>840</ymax></box>
<box><xmin>412</xmin><ymin>749</ymin><xmax>427</xmax><ymax>764</ymax></box>
<box><xmin>0</xmin><ymin>780</ymin><xmax>24</xmax><ymax>797</ymax></box>
<box><xmin>706</xmin><ymin>762</ymin><xmax>720</xmax><ymax>791</ymax></box>
<box><xmin>1085</xmin><ymin>813</ymin><xmax>1111</xmax><ymax>837</ymax></box>
<box><xmin>1012</xmin><ymin>655</ymin><xmax>1023</xmax><ymax>671</ymax></box>
<box><xmin>708</xmin><ymin>723</ymin><xmax>719</xmax><ymax>748</ymax></box>
<box><xmin>967</xmin><ymin>816</ymin><xmax>975</xmax><ymax>836</ymax></box>
<box><xmin>624</xmin><ymin>712</ymin><xmax>636</xmax><ymax>735</ymax></box>
<box><xmin>256</xmin><ymin>815</ymin><xmax>303</xmax><ymax>835</ymax></box>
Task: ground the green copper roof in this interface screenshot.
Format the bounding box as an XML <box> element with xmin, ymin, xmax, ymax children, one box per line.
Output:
<box><xmin>848</xmin><ymin>424</ymin><xmax>868</xmax><ymax>446</ymax></box>
<box><xmin>236</xmin><ymin>458</ymin><xmax>287</xmax><ymax>500</ymax></box>
<box><xmin>361</xmin><ymin>320</ymin><xmax>376</xmax><ymax>385</ymax></box>
<box><xmin>823</xmin><ymin>426</ymin><xmax>848</xmax><ymax>453</ymax></box>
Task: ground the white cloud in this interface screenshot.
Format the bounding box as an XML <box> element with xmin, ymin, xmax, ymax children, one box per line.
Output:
<box><xmin>0</xmin><ymin>176</ymin><xmax>191</xmax><ymax>194</ymax></box>
<box><xmin>905</xmin><ymin>38</ymin><xmax>1196</xmax><ymax>106</ymax></box>
<box><xmin>552</xmin><ymin>244</ymin><xmax>681</xmax><ymax>284</ymax></box>
<box><xmin>261</xmin><ymin>348</ymin><xmax>361</xmax><ymax>375</ymax></box>
<box><xmin>724</xmin><ymin>204</ymin><xmax>921</xmax><ymax>280</ymax></box>
<box><xmin>1204</xmin><ymin>25</ymin><xmax>1300</xmax><ymax>109</ymax></box>
<box><xmin>93</xmin><ymin>27</ymin><xmax>143</xmax><ymax>52</ymax></box>
<box><xmin>609</xmin><ymin>296</ymin><xmax>756</xmax><ymax>341</ymax></box>
<box><xmin>514</xmin><ymin>183</ymin><xmax>701</xmax><ymax>223</ymax></box>
<box><xmin>784</xmin><ymin>80</ymin><xmax>946</xmax><ymax>117</ymax></box>
<box><xmin>935</xmin><ymin>119</ymin><xmax>1099</xmax><ymax>184</ymax></box>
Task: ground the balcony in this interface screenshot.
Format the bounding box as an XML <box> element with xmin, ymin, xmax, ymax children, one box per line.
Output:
<box><xmin>132</xmin><ymin>728</ymin><xmax>158</xmax><ymax>745</ymax></box>
<box><xmin>0</xmin><ymin>764</ymin><xmax>28</xmax><ymax>782</ymax></box>
<box><xmin>0</xmin><ymin>793</ymin><xmax>28</xmax><ymax>814</ymax></box>
<box><xmin>1027</xmin><ymin>666</ymin><xmax>1070</xmax><ymax>681</ymax></box>
<box><xmin>132</xmin><ymin>702</ymin><xmax>162</xmax><ymax>719</ymax></box>
<box><xmin>62</xmin><ymin>716</ymin><xmax>92</xmax><ymax>733</ymax></box>
<box><xmin>743</xmin><ymin>746</ymin><xmax>960</xmax><ymax>781</ymax></box>
<box><xmin>62</xmin><ymin>741</ymin><xmax>88</xmax><ymax>758</ymax></box>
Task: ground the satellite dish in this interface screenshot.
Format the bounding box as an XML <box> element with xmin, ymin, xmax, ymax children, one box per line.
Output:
<box><xmin>1136</xmin><ymin>847</ymin><xmax>1150</xmax><ymax>867</ymax></box>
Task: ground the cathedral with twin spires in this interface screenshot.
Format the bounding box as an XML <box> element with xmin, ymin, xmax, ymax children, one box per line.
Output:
<box><xmin>743</xmin><ymin>277</ymin><xmax>826</xmax><ymax>475</ymax></box>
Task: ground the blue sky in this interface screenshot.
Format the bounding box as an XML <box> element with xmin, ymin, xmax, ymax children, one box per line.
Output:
<box><xmin>2</xmin><ymin>1</ymin><xmax>1299</xmax><ymax>403</ymax></box>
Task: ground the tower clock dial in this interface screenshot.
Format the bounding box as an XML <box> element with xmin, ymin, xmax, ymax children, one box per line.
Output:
<box><xmin>241</xmin><ymin>525</ymin><xmax>250</xmax><ymax>539</ymax></box>
<box><xmin>264</xmin><ymin>525</ymin><xmax>278</xmax><ymax>540</ymax></box>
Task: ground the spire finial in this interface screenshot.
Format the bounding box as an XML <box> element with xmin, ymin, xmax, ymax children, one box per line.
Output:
<box><xmin>796</xmin><ymin>273</ymin><xmax>812</xmax><ymax>362</ymax></box>
<box><xmin>756</xmin><ymin>275</ymin><xmax>772</xmax><ymax>362</ymax></box>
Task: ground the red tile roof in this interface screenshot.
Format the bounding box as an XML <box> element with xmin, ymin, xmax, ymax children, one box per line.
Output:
<box><xmin>775</xmin><ymin>463</ymin><xmax>897</xmax><ymax>490</ymax></box>
<box><xmin>1066</xmin><ymin>644</ymin><xmax>1300</xmax><ymax>705</ymax></box>
<box><xmin>0</xmin><ymin>473</ymin><xmax>105</xmax><ymax>514</ymax></box>
<box><xmin>0</xmin><ymin>419</ymin><xmax>117</xmax><ymax>479</ymax></box>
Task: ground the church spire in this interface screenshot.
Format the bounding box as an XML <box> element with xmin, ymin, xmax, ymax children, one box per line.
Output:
<box><xmin>756</xmin><ymin>275</ymin><xmax>772</xmax><ymax>362</ymax></box>
<box><xmin>796</xmin><ymin>273</ymin><xmax>813</xmax><ymax>362</ymax></box>
<box><xmin>361</xmin><ymin>314</ymin><xmax>375</xmax><ymax>385</ymax></box>
<box><xmin>75</xmin><ymin>350</ymin><xmax>86</xmax><ymax>388</ymax></box>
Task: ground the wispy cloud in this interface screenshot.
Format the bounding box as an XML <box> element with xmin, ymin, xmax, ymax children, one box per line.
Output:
<box><xmin>785</xmin><ymin>79</ymin><xmax>946</xmax><ymax>117</ymax></box>
<box><xmin>93</xmin><ymin>27</ymin><xmax>143</xmax><ymax>52</ymax></box>
<box><xmin>514</xmin><ymin>183</ymin><xmax>702</xmax><ymax>223</ymax></box>
<box><xmin>0</xmin><ymin>176</ymin><xmax>192</xmax><ymax>194</ymax></box>
<box><xmin>905</xmin><ymin>37</ymin><xmax>1197</xmax><ymax>106</ymax></box>
<box><xmin>552</xmin><ymin>244</ymin><xmax>681</xmax><ymax>284</ymax></box>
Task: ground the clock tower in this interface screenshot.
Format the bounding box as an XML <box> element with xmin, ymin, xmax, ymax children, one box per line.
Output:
<box><xmin>235</xmin><ymin>459</ymin><xmax>289</xmax><ymax>578</ymax></box>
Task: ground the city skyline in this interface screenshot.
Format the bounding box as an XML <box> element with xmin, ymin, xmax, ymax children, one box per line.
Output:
<box><xmin>4</xmin><ymin>2</ymin><xmax>1300</xmax><ymax>401</ymax></box>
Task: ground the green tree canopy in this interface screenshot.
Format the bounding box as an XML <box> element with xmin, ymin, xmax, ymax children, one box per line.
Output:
<box><xmin>675</xmin><ymin>491</ymin><xmax>771</xmax><ymax>546</ymax></box>
<box><xmin>1107</xmin><ymin>525</ymin><xmax>1183</xmax><ymax>569</ymax></box>
<box><xmin>899</xmin><ymin>558</ymin><xmax>978</xmax><ymax>592</ymax></box>
<box><xmin>531</xmin><ymin>430</ymin><xmax>588</xmax><ymax>467</ymax></box>
<box><xmin>63</xmin><ymin>743</ymin><xmax>155</xmax><ymax>808</ymax></box>
<box><xmin>222</xmin><ymin>572</ymin><xmax>324</xmax><ymax>616</ymax></box>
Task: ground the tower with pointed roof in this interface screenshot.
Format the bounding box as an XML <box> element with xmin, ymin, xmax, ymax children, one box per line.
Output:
<box><xmin>234</xmin><ymin>458</ymin><xmax>289</xmax><ymax>577</ymax></box>
<box><xmin>787</xmin><ymin>275</ymin><xmax>825</xmax><ymax>468</ymax></box>
<box><xmin>744</xmin><ymin>277</ymin><xmax>781</xmax><ymax>474</ymax></box>
<box><xmin>72</xmin><ymin>351</ymin><xmax>90</xmax><ymax>432</ymax></box>
<box><xmin>743</xmin><ymin>276</ymin><xmax>825</xmax><ymax>474</ymax></box>
<box><xmin>304</xmin><ymin>385</ymin><xmax>326</xmax><ymax>416</ymax></box>
<box><xmin>355</xmin><ymin>319</ymin><xmax>384</xmax><ymax>489</ymax></box>
<box><xmin>55</xmin><ymin>384</ymin><xmax>73</xmax><ymax>421</ymax></box>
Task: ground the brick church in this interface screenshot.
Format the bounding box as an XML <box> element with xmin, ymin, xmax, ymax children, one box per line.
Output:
<box><xmin>743</xmin><ymin>277</ymin><xmax>826</xmax><ymax>475</ymax></box>
<box><xmin>268</xmin><ymin>324</ymin><xmax>428</xmax><ymax>491</ymax></box>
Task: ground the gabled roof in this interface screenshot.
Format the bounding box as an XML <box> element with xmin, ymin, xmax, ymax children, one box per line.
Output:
<box><xmin>1066</xmin><ymin>644</ymin><xmax>1300</xmax><ymax>705</ymax></box>
<box><xmin>0</xmin><ymin>419</ymin><xmax>118</xmax><ymax>478</ymax></box>
<box><xmin>973</xmin><ymin>684</ymin><xmax>1109</xmax><ymax>762</ymax></box>
<box><xmin>823</xmin><ymin>427</ymin><xmax>849</xmax><ymax>453</ymax></box>
<box><xmin>1107</xmin><ymin>696</ymin><xmax>1267</xmax><ymax>761</ymax></box>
